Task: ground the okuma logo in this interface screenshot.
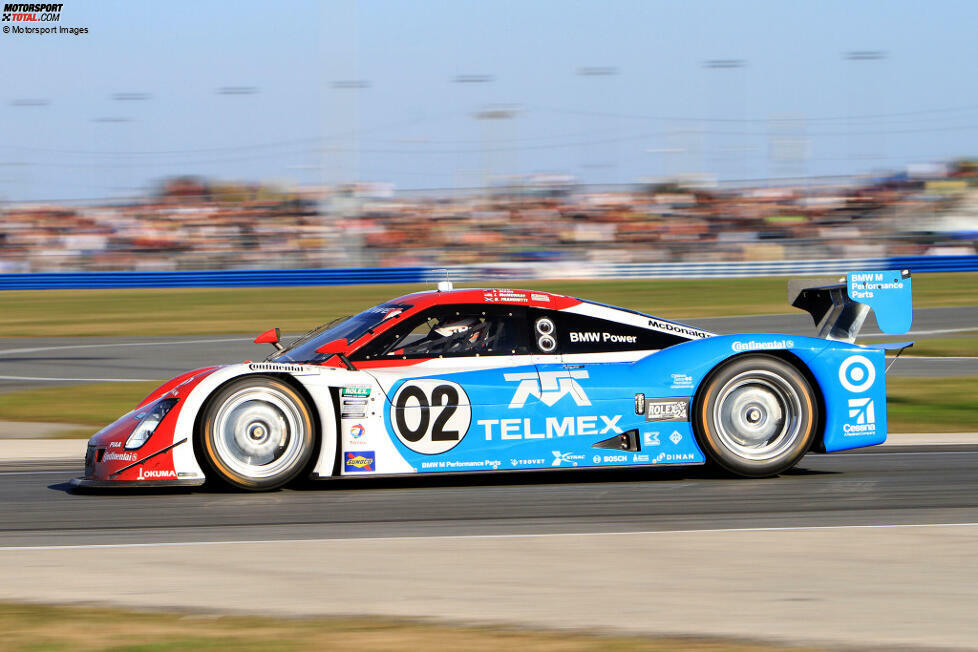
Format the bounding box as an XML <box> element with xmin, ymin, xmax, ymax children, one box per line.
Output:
<box><xmin>848</xmin><ymin>397</ymin><xmax>875</xmax><ymax>425</ymax></box>
<box><xmin>503</xmin><ymin>370</ymin><xmax>590</xmax><ymax>409</ymax></box>
<box><xmin>137</xmin><ymin>467</ymin><xmax>177</xmax><ymax>480</ymax></box>
<box><xmin>669</xmin><ymin>431</ymin><xmax>683</xmax><ymax>445</ymax></box>
<box><xmin>552</xmin><ymin>450</ymin><xmax>586</xmax><ymax>467</ymax></box>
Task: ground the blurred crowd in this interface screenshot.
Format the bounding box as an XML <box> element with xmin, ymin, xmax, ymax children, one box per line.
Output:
<box><xmin>2</xmin><ymin>162</ymin><xmax>977</xmax><ymax>273</ymax></box>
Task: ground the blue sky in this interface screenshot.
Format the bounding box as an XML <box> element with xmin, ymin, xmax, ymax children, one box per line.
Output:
<box><xmin>2</xmin><ymin>0</ymin><xmax>977</xmax><ymax>200</ymax></box>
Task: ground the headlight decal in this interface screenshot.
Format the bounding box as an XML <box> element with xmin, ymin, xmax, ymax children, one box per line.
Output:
<box><xmin>124</xmin><ymin>398</ymin><xmax>178</xmax><ymax>450</ymax></box>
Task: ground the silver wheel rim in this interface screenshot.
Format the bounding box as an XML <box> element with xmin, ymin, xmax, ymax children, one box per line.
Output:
<box><xmin>211</xmin><ymin>386</ymin><xmax>306</xmax><ymax>479</ymax></box>
<box><xmin>712</xmin><ymin>369</ymin><xmax>803</xmax><ymax>461</ymax></box>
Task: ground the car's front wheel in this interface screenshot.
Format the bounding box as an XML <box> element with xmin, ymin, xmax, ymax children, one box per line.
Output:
<box><xmin>693</xmin><ymin>355</ymin><xmax>817</xmax><ymax>477</ymax></box>
<box><xmin>199</xmin><ymin>376</ymin><xmax>315</xmax><ymax>490</ymax></box>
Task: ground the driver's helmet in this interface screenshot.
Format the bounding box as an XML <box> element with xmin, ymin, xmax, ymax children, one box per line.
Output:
<box><xmin>433</xmin><ymin>317</ymin><xmax>484</xmax><ymax>341</ymax></box>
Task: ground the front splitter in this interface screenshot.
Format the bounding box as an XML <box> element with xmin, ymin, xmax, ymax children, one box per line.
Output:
<box><xmin>69</xmin><ymin>477</ymin><xmax>206</xmax><ymax>490</ymax></box>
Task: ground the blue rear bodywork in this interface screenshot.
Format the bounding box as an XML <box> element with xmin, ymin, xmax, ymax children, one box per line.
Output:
<box><xmin>377</xmin><ymin>333</ymin><xmax>886</xmax><ymax>474</ymax></box>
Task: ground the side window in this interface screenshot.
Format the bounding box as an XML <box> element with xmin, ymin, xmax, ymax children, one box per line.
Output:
<box><xmin>354</xmin><ymin>305</ymin><xmax>528</xmax><ymax>359</ymax></box>
<box><xmin>554</xmin><ymin>311</ymin><xmax>687</xmax><ymax>353</ymax></box>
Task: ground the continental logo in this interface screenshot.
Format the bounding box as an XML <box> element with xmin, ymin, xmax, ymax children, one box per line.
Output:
<box><xmin>248</xmin><ymin>363</ymin><xmax>309</xmax><ymax>373</ymax></box>
<box><xmin>731</xmin><ymin>339</ymin><xmax>794</xmax><ymax>353</ymax></box>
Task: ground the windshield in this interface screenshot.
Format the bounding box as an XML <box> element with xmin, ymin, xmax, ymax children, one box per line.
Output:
<box><xmin>270</xmin><ymin>303</ymin><xmax>411</xmax><ymax>363</ymax></box>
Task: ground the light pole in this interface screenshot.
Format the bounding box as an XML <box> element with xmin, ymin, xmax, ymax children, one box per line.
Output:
<box><xmin>330</xmin><ymin>79</ymin><xmax>371</xmax><ymax>189</ymax></box>
<box><xmin>110</xmin><ymin>91</ymin><xmax>152</xmax><ymax>198</ymax></box>
<box><xmin>576</xmin><ymin>66</ymin><xmax>619</xmax><ymax>184</ymax></box>
<box><xmin>473</xmin><ymin>105</ymin><xmax>518</xmax><ymax>195</ymax></box>
<box><xmin>216</xmin><ymin>85</ymin><xmax>261</xmax><ymax>197</ymax></box>
<box><xmin>452</xmin><ymin>74</ymin><xmax>495</xmax><ymax>190</ymax></box>
<box><xmin>702</xmin><ymin>59</ymin><xmax>747</xmax><ymax>181</ymax></box>
<box><xmin>9</xmin><ymin>98</ymin><xmax>51</xmax><ymax>200</ymax></box>
<box><xmin>843</xmin><ymin>51</ymin><xmax>887</xmax><ymax>168</ymax></box>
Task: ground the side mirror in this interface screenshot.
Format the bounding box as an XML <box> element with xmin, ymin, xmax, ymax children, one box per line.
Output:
<box><xmin>315</xmin><ymin>338</ymin><xmax>356</xmax><ymax>371</ymax></box>
<box><xmin>255</xmin><ymin>327</ymin><xmax>284</xmax><ymax>351</ymax></box>
<box><xmin>315</xmin><ymin>338</ymin><xmax>347</xmax><ymax>355</ymax></box>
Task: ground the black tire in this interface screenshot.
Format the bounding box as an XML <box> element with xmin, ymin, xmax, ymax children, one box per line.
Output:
<box><xmin>198</xmin><ymin>376</ymin><xmax>315</xmax><ymax>491</ymax></box>
<box><xmin>693</xmin><ymin>355</ymin><xmax>817</xmax><ymax>477</ymax></box>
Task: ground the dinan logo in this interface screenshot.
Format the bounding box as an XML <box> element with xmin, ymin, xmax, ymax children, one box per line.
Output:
<box><xmin>503</xmin><ymin>370</ymin><xmax>590</xmax><ymax>409</ymax></box>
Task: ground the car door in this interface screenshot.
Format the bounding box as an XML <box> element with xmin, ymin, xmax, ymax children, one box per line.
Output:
<box><xmin>355</xmin><ymin>303</ymin><xmax>551</xmax><ymax>472</ymax></box>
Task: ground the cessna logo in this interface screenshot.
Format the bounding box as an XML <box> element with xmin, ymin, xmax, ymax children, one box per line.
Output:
<box><xmin>844</xmin><ymin>397</ymin><xmax>877</xmax><ymax>435</ymax></box>
<box><xmin>503</xmin><ymin>370</ymin><xmax>590</xmax><ymax>409</ymax></box>
<box><xmin>848</xmin><ymin>397</ymin><xmax>875</xmax><ymax>424</ymax></box>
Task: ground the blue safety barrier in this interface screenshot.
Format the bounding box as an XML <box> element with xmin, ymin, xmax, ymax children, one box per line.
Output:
<box><xmin>0</xmin><ymin>267</ymin><xmax>431</xmax><ymax>290</ymax></box>
<box><xmin>0</xmin><ymin>256</ymin><xmax>975</xmax><ymax>290</ymax></box>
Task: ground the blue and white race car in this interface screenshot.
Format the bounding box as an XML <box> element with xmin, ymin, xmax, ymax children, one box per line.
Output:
<box><xmin>73</xmin><ymin>271</ymin><xmax>913</xmax><ymax>491</ymax></box>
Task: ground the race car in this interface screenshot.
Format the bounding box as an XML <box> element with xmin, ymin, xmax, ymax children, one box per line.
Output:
<box><xmin>72</xmin><ymin>271</ymin><xmax>913</xmax><ymax>491</ymax></box>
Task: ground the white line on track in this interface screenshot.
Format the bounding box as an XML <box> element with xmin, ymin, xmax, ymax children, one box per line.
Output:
<box><xmin>881</xmin><ymin>327</ymin><xmax>978</xmax><ymax>336</ymax></box>
<box><xmin>827</xmin><ymin>450</ymin><xmax>976</xmax><ymax>456</ymax></box>
<box><xmin>2</xmin><ymin>522</ymin><xmax>977</xmax><ymax>552</ymax></box>
<box><xmin>0</xmin><ymin>337</ymin><xmax>252</xmax><ymax>356</ymax></box>
<box><xmin>0</xmin><ymin>375</ymin><xmax>157</xmax><ymax>382</ymax></box>
<box><xmin>895</xmin><ymin>356</ymin><xmax>978</xmax><ymax>360</ymax></box>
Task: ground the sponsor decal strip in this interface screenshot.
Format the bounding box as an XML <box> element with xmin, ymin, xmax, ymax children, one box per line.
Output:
<box><xmin>108</xmin><ymin>438</ymin><xmax>187</xmax><ymax>478</ymax></box>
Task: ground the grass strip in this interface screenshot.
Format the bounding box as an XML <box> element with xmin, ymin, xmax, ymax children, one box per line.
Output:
<box><xmin>0</xmin><ymin>381</ymin><xmax>162</xmax><ymax>427</ymax></box>
<box><xmin>887</xmin><ymin>376</ymin><xmax>978</xmax><ymax>432</ymax></box>
<box><xmin>0</xmin><ymin>602</ymin><xmax>823</xmax><ymax>651</ymax></box>
<box><xmin>0</xmin><ymin>273</ymin><xmax>973</xmax><ymax>337</ymax></box>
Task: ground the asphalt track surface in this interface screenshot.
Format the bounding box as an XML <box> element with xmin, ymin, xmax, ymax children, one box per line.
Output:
<box><xmin>0</xmin><ymin>305</ymin><xmax>975</xmax><ymax>392</ymax></box>
<box><xmin>2</xmin><ymin>446</ymin><xmax>977</xmax><ymax>548</ymax></box>
<box><xmin>5</xmin><ymin>445</ymin><xmax>978</xmax><ymax>651</ymax></box>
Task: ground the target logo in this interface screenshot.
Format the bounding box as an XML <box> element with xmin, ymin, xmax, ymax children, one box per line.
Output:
<box><xmin>839</xmin><ymin>355</ymin><xmax>876</xmax><ymax>393</ymax></box>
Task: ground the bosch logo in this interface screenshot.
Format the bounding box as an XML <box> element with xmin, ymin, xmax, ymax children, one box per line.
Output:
<box><xmin>839</xmin><ymin>355</ymin><xmax>876</xmax><ymax>393</ymax></box>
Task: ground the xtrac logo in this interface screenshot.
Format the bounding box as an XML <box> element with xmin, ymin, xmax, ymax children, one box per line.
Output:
<box><xmin>503</xmin><ymin>370</ymin><xmax>590</xmax><ymax>409</ymax></box>
<box><xmin>551</xmin><ymin>450</ymin><xmax>586</xmax><ymax>467</ymax></box>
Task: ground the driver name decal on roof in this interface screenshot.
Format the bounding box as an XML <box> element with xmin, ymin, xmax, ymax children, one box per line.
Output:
<box><xmin>483</xmin><ymin>289</ymin><xmax>528</xmax><ymax>303</ymax></box>
<box><xmin>504</xmin><ymin>370</ymin><xmax>590</xmax><ymax>408</ymax></box>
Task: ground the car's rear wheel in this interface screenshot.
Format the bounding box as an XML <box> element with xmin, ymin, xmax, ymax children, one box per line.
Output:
<box><xmin>694</xmin><ymin>355</ymin><xmax>816</xmax><ymax>477</ymax></box>
<box><xmin>199</xmin><ymin>376</ymin><xmax>315</xmax><ymax>490</ymax></box>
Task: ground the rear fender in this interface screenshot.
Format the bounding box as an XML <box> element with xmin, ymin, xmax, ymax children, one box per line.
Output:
<box><xmin>634</xmin><ymin>334</ymin><xmax>884</xmax><ymax>454</ymax></box>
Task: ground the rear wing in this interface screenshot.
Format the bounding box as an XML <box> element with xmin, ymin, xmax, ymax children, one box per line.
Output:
<box><xmin>788</xmin><ymin>270</ymin><xmax>913</xmax><ymax>343</ymax></box>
